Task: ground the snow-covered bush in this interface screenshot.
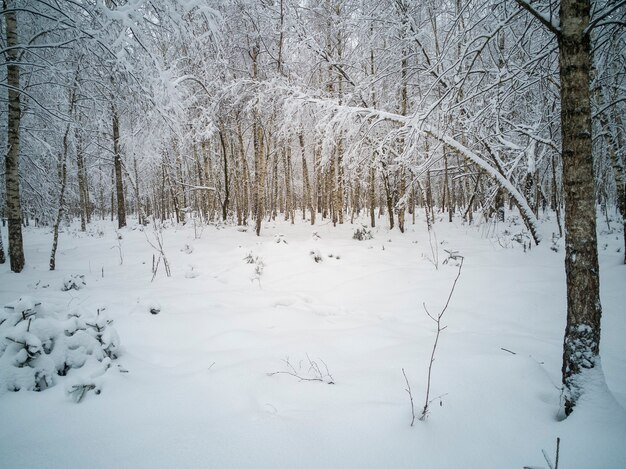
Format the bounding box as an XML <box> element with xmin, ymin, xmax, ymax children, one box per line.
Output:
<box><xmin>309</xmin><ymin>249</ymin><xmax>323</xmax><ymax>263</ymax></box>
<box><xmin>62</xmin><ymin>274</ymin><xmax>86</xmax><ymax>291</ymax></box>
<box><xmin>274</xmin><ymin>234</ymin><xmax>287</xmax><ymax>244</ymax></box>
<box><xmin>353</xmin><ymin>227</ymin><xmax>373</xmax><ymax>241</ymax></box>
<box><xmin>0</xmin><ymin>297</ymin><xmax>120</xmax><ymax>398</ymax></box>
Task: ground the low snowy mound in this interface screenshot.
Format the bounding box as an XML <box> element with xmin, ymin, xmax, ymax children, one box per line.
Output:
<box><xmin>61</xmin><ymin>274</ymin><xmax>86</xmax><ymax>291</ymax></box>
<box><xmin>0</xmin><ymin>297</ymin><xmax>120</xmax><ymax>399</ymax></box>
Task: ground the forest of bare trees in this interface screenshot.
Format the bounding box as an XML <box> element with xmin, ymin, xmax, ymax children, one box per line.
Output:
<box><xmin>1</xmin><ymin>0</ymin><xmax>624</xmax><ymax>416</ymax></box>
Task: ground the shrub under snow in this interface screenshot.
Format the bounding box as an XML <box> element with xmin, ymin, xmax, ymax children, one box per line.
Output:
<box><xmin>61</xmin><ymin>274</ymin><xmax>86</xmax><ymax>291</ymax></box>
<box><xmin>0</xmin><ymin>297</ymin><xmax>119</xmax><ymax>399</ymax></box>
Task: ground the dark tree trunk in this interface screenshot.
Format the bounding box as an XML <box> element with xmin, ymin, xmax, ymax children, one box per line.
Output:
<box><xmin>253</xmin><ymin>118</ymin><xmax>265</xmax><ymax>236</ymax></box>
<box><xmin>112</xmin><ymin>106</ymin><xmax>126</xmax><ymax>228</ymax></box>
<box><xmin>219</xmin><ymin>129</ymin><xmax>230</xmax><ymax>221</ymax></box>
<box><xmin>3</xmin><ymin>0</ymin><xmax>25</xmax><ymax>273</ymax></box>
<box><xmin>558</xmin><ymin>0</ymin><xmax>603</xmax><ymax>416</ymax></box>
<box><xmin>299</xmin><ymin>132</ymin><xmax>314</xmax><ymax>224</ymax></box>
<box><xmin>76</xmin><ymin>130</ymin><xmax>88</xmax><ymax>231</ymax></box>
<box><xmin>0</xmin><ymin>231</ymin><xmax>5</xmax><ymax>264</ymax></box>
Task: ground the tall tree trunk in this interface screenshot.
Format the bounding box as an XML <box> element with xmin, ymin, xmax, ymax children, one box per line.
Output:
<box><xmin>50</xmin><ymin>71</ymin><xmax>79</xmax><ymax>270</ymax></box>
<box><xmin>3</xmin><ymin>0</ymin><xmax>25</xmax><ymax>272</ymax></box>
<box><xmin>193</xmin><ymin>144</ymin><xmax>205</xmax><ymax>220</ymax></box>
<box><xmin>219</xmin><ymin>129</ymin><xmax>230</xmax><ymax>221</ymax></box>
<box><xmin>50</xmin><ymin>126</ymin><xmax>70</xmax><ymax>270</ymax></box>
<box><xmin>284</xmin><ymin>147</ymin><xmax>294</xmax><ymax>224</ymax></box>
<box><xmin>133</xmin><ymin>156</ymin><xmax>143</xmax><ymax>225</ymax></box>
<box><xmin>299</xmin><ymin>132</ymin><xmax>313</xmax><ymax>223</ymax></box>
<box><xmin>175</xmin><ymin>146</ymin><xmax>186</xmax><ymax>224</ymax></box>
<box><xmin>369</xmin><ymin>165</ymin><xmax>376</xmax><ymax>228</ymax></box>
<box><xmin>237</xmin><ymin>127</ymin><xmax>251</xmax><ymax>225</ymax></box>
<box><xmin>0</xmin><ymin>230</ymin><xmax>5</xmax><ymax>264</ymax></box>
<box><xmin>202</xmin><ymin>140</ymin><xmax>213</xmax><ymax>221</ymax></box>
<box><xmin>76</xmin><ymin>130</ymin><xmax>88</xmax><ymax>231</ymax></box>
<box><xmin>558</xmin><ymin>0</ymin><xmax>603</xmax><ymax>416</ymax></box>
<box><xmin>110</xmin><ymin>167</ymin><xmax>115</xmax><ymax>222</ymax></box>
<box><xmin>610</xmin><ymin>108</ymin><xmax>626</xmax><ymax>263</ymax></box>
<box><xmin>336</xmin><ymin>138</ymin><xmax>344</xmax><ymax>224</ymax></box>
<box><xmin>398</xmin><ymin>172</ymin><xmax>406</xmax><ymax>233</ymax></box>
<box><xmin>381</xmin><ymin>164</ymin><xmax>394</xmax><ymax>229</ymax></box>
<box><xmin>253</xmin><ymin>117</ymin><xmax>265</xmax><ymax>235</ymax></box>
<box><xmin>112</xmin><ymin>105</ymin><xmax>126</xmax><ymax>228</ymax></box>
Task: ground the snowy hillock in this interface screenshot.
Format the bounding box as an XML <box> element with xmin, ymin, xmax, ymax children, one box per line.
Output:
<box><xmin>0</xmin><ymin>297</ymin><xmax>119</xmax><ymax>399</ymax></box>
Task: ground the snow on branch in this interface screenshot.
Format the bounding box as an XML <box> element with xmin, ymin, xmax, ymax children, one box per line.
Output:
<box><xmin>279</xmin><ymin>90</ymin><xmax>543</xmax><ymax>244</ymax></box>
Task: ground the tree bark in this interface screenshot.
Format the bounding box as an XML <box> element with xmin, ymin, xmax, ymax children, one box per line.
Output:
<box><xmin>219</xmin><ymin>128</ymin><xmax>230</xmax><ymax>221</ymax></box>
<box><xmin>112</xmin><ymin>105</ymin><xmax>126</xmax><ymax>228</ymax></box>
<box><xmin>0</xmin><ymin>230</ymin><xmax>5</xmax><ymax>264</ymax></box>
<box><xmin>3</xmin><ymin>0</ymin><xmax>25</xmax><ymax>272</ymax></box>
<box><xmin>299</xmin><ymin>132</ymin><xmax>313</xmax><ymax>224</ymax></box>
<box><xmin>558</xmin><ymin>0</ymin><xmax>603</xmax><ymax>416</ymax></box>
<box><xmin>253</xmin><ymin>117</ymin><xmax>265</xmax><ymax>235</ymax></box>
<box><xmin>50</xmin><ymin>125</ymin><xmax>70</xmax><ymax>270</ymax></box>
<box><xmin>76</xmin><ymin>130</ymin><xmax>88</xmax><ymax>231</ymax></box>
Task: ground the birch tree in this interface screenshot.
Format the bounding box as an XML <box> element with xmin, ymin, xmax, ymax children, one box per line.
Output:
<box><xmin>2</xmin><ymin>0</ymin><xmax>25</xmax><ymax>272</ymax></box>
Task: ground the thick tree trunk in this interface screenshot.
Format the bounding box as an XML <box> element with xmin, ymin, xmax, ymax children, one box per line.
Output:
<box><xmin>558</xmin><ymin>0</ymin><xmax>603</xmax><ymax>416</ymax></box>
<box><xmin>112</xmin><ymin>106</ymin><xmax>126</xmax><ymax>228</ymax></box>
<box><xmin>3</xmin><ymin>1</ymin><xmax>25</xmax><ymax>272</ymax></box>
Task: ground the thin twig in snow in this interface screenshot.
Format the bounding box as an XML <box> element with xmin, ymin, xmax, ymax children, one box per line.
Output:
<box><xmin>420</xmin><ymin>256</ymin><xmax>464</xmax><ymax>421</ymax></box>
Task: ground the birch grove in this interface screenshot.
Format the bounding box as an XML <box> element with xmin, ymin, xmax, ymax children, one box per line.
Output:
<box><xmin>1</xmin><ymin>0</ymin><xmax>624</xmax><ymax>416</ymax></box>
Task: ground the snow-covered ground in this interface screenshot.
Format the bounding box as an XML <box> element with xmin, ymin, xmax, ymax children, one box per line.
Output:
<box><xmin>1</xmin><ymin>212</ymin><xmax>625</xmax><ymax>469</ymax></box>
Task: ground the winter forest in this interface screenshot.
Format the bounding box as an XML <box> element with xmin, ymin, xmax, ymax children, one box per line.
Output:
<box><xmin>0</xmin><ymin>0</ymin><xmax>625</xmax><ymax>467</ymax></box>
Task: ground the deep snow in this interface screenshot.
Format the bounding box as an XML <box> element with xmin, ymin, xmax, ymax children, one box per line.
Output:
<box><xmin>1</xmin><ymin>212</ymin><xmax>625</xmax><ymax>468</ymax></box>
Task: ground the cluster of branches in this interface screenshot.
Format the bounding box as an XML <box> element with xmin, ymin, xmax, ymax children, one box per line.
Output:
<box><xmin>2</xmin><ymin>0</ymin><xmax>623</xmax><ymax>251</ymax></box>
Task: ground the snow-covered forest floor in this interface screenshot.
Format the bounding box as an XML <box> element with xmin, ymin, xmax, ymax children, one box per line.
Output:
<box><xmin>1</xmin><ymin>212</ymin><xmax>625</xmax><ymax>468</ymax></box>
